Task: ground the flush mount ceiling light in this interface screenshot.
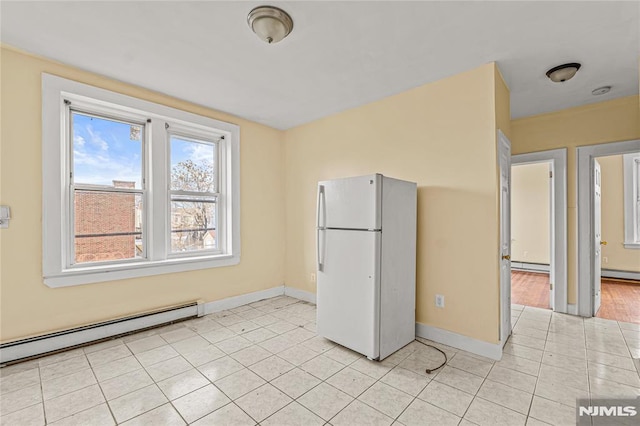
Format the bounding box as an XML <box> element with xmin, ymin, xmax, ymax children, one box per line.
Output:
<box><xmin>592</xmin><ymin>86</ymin><xmax>612</xmax><ymax>96</ymax></box>
<box><xmin>545</xmin><ymin>63</ymin><xmax>581</xmax><ymax>83</ymax></box>
<box><xmin>247</xmin><ymin>5</ymin><xmax>293</xmax><ymax>44</ymax></box>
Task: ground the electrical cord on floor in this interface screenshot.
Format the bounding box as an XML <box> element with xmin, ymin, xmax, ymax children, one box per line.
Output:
<box><xmin>414</xmin><ymin>339</ymin><xmax>448</xmax><ymax>374</ymax></box>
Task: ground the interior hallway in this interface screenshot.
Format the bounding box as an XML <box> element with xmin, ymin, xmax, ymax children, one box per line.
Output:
<box><xmin>511</xmin><ymin>270</ymin><xmax>640</xmax><ymax>324</ymax></box>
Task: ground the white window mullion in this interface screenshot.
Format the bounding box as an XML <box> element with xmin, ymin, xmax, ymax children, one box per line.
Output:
<box><xmin>149</xmin><ymin>119</ymin><xmax>169</xmax><ymax>261</ymax></box>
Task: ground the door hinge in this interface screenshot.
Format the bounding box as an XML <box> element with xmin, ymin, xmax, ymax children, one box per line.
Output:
<box><xmin>550</xmin><ymin>282</ymin><xmax>553</xmax><ymax>290</ymax></box>
<box><xmin>549</xmin><ymin>171</ymin><xmax>553</xmax><ymax>178</ymax></box>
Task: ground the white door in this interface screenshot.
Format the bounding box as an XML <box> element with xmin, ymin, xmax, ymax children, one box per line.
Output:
<box><xmin>317</xmin><ymin>229</ymin><xmax>380</xmax><ymax>359</ymax></box>
<box><xmin>498</xmin><ymin>131</ymin><xmax>512</xmax><ymax>345</ymax></box>
<box><xmin>319</xmin><ymin>175</ymin><xmax>381</xmax><ymax>230</ymax></box>
<box><xmin>593</xmin><ymin>159</ymin><xmax>602</xmax><ymax>315</ymax></box>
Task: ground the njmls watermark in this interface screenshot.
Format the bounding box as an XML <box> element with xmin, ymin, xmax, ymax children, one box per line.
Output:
<box><xmin>577</xmin><ymin>398</ymin><xmax>639</xmax><ymax>425</ymax></box>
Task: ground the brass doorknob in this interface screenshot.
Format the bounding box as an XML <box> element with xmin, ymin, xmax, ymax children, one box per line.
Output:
<box><xmin>502</xmin><ymin>254</ymin><xmax>511</xmax><ymax>260</ymax></box>
<box><xmin>600</xmin><ymin>241</ymin><xmax>607</xmax><ymax>245</ymax></box>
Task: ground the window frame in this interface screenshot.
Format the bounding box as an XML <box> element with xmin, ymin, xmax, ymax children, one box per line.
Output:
<box><xmin>43</xmin><ymin>74</ymin><xmax>240</xmax><ymax>287</ymax></box>
<box><xmin>623</xmin><ymin>152</ymin><xmax>640</xmax><ymax>249</ymax></box>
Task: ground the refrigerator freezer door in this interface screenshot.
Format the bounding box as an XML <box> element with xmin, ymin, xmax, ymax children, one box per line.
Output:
<box><xmin>318</xmin><ymin>174</ymin><xmax>381</xmax><ymax>230</ymax></box>
<box><xmin>317</xmin><ymin>229</ymin><xmax>380</xmax><ymax>359</ymax></box>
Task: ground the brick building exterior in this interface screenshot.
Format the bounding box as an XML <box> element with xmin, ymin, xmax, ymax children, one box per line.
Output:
<box><xmin>74</xmin><ymin>180</ymin><xmax>139</xmax><ymax>263</ymax></box>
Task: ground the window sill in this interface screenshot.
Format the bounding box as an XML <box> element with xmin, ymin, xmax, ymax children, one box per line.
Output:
<box><xmin>623</xmin><ymin>242</ymin><xmax>640</xmax><ymax>249</ymax></box>
<box><xmin>44</xmin><ymin>253</ymin><xmax>240</xmax><ymax>288</ymax></box>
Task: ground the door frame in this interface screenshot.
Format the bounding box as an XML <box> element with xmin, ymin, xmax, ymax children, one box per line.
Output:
<box><xmin>498</xmin><ymin>130</ymin><xmax>512</xmax><ymax>346</ymax></box>
<box><xmin>577</xmin><ymin>139</ymin><xmax>640</xmax><ymax>317</ymax></box>
<box><xmin>511</xmin><ymin>149</ymin><xmax>568</xmax><ymax>313</ymax></box>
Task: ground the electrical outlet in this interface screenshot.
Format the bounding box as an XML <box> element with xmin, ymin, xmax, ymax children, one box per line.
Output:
<box><xmin>435</xmin><ymin>294</ymin><xmax>445</xmax><ymax>308</ymax></box>
<box><xmin>603</xmin><ymin>257</ymin><xmax>608</xmax><ymax>264</ymax></box>
<box><xmin>310</xmin><ymin>273</ymin><xmax>316</xmax><ymax>282</ymax></box>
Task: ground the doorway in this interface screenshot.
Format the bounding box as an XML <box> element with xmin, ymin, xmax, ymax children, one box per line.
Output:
<box><xmin>510</xmin><ymin>149</ymin><xmax>568</xmax><ymax>313</ymax></box>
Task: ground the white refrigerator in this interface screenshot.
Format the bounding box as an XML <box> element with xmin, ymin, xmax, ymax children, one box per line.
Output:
<box><xmin>316</xmin><ymin>174</ymin><xmax>417</xmax><ymax>360</ymax></box>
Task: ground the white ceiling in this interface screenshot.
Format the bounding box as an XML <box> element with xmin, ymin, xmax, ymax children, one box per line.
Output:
<box><xmin>2</xmin><ymin>1</ymin><xmax>638</xmax><ymax>130</ymax></box>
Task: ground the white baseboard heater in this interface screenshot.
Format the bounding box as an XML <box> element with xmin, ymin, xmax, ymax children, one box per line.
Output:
<box><xmin>0</xmin><ymin>301</ymin><xmax>204</xmax><ymax>365</ymax></box>
<box><xmin>511</xmin><ymin>262</ymin><xmax>550</xmax><ymax>273</ymax></box>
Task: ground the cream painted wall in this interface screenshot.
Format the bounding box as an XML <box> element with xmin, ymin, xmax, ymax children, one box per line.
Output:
<box><xmin>0</xmin><ymin>47</ymin><xmax>286</xmax><ymax>342</ymax></box>
<box><xmin>598</xmin><ymin>154</ymin><xmax>640</xmax><ymax>272</ymax></box>
<box><xmin>511</xmin><ymin>163</ymin><xmax>550</xmax><ymax>264</ymax></box>
<box><xmin>284</xmin><ymin>63</ymin><xmax>507</xmax><ymax>344</ymax></box>
<box><xmin>511</xmin><ymin>96</ymin><xmax>640</xmax><ymax>304</ymax></box>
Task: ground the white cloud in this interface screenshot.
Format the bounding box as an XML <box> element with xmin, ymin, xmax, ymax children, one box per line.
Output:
<box><xmin>86</xmin><ymin>125</ymin><xmax>109</xmax><ymax>151</ymax></box>
<box><xmin>74</xmin><ymin>135</ymin><xmax>85</xmax><ymax>147</ymax></box>
<box><xmin>186</xmin><ymin>142</ymin><xmax>214</xmax><ymax>165</ymax></box>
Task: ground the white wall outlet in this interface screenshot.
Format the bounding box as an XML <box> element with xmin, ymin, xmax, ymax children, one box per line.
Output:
<box><xmin>602</xmin><ymin>257</ymin><xmax>608</xmax><ymax>264</ymax></box>
<box><xmin>310</xmin><ymin>273</ymin><xmax>316</xmax><ymax>283</ymax></box>
<box><xmin>435</xmin><ymin>294</ymin><xmax>445</xmax><ymax>308</ymax></box>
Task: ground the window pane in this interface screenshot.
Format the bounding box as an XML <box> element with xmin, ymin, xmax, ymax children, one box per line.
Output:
<box><xmin>74</xmin><ymin>190</ymin><xmax>143</xmax><ymax>263</ymax></box>
<box><xmin>72</xmin><ymin>112</ymin><xmax>143</xmax><ymax>189</ymax></box>
<box><xmin>171</xmin><ymin>197</ymin><xmax>216</xmax><ymax>252</ymax></box>
<box><xmin>170</xmin><ymin>136</ymin><xmax>216</xmax><ymax>192</ymax></box>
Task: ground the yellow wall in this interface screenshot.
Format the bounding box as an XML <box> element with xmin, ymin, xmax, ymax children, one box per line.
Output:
<box><xmin>598</xmin><ymin>154</ymin><xmax>640</xmax><ymax>272</ymax></box>
<box><xmin>284</xmin><ymin>63</ymin><xmax>505</xmax><ymax>344</ymax></box>
<box><xmin>0</xmin><ymin>47</ymin><xmax>286</xmax><ymax>341</ymax></box>
<box><xmin>512</xmin><ymin>96</ymin><xmax>640</xmax><ymax>304</ymax></box>
<box><xmin>511</xmin><ymin>163</ymin><xmax>551</xmax><ymax>264</ymax></box>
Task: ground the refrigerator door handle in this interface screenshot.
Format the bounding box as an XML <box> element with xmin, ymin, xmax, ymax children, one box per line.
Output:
<box><xmin>317</xmin><ymin>185</ymin><xmax>325</xmax><ymax>271</ymax></box>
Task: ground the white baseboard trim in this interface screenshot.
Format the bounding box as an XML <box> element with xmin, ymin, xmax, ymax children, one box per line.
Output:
<box><xmin>415</xmin><ymin>322</ymin><xmax>502</xmax><ymax>361</ymax></box>
<box><xmin>511</xmin><ymin>262</ymin><xmax>550</xmax><ymax>273</ymax></box>
<box><xmin>284</xmin><ymin>286</ymin><xmax>317</xmax><ymax>304</ymax></box>
<box><xmin>0</xmin><ymin>302</ymin><xmax>200</xmax><ymax>364</ymax></box>
<box><xmin>203</xmin><ymin>286</ymin><xmax>285</xmax><ymax>314</ymax></box>
<box><xmin>567</xmin><ymin>304</ymin><xmax>578</xmax><ymax>315</ymax></box>
<box><xmin>601</xmin><ymin>269</ymin><xmax>640</xmax><ymax>281</ymax></box>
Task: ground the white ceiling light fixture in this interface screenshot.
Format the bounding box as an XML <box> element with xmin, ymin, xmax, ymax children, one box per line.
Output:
<box><xmin>247</xmin><ymin>5</ymin><xmax>293</xmax><ymax>44</ymax></box>
<box><xmin>546</xmin><ymin>62</ymin><xmax>582</xmax><ymax>83</ymax></box>
<box><xmin>592</xmin><ymin>86</ymin><xmax>612</xmax><ymax>95</ymax></box>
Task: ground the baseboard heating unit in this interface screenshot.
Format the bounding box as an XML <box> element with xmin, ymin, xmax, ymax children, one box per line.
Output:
<box><xmin>0</xmin><ymin>300</ymin><xmax>204</xmax><ymax>365</ymax></box>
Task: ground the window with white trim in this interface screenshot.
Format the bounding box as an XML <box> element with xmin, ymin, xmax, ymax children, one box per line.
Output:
<box><xmin>43</xmin><ymin>74</ymin><xmax>240</xmax><ymax>287</ymax></box>
<box><xmin>623</xmin><ymin>152</ymin><xmax>640</xmax><ymax>249</ymax></box>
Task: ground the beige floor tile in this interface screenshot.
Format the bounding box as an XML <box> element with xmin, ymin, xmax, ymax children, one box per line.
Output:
<box><xmin>533</xmin><ymin>380</ymin><xmax>587</xmax><ymax>408</ymax></box>
<box><xmin>297</xmin><ymin>382</ymin><xmax>353</xmax><ymax>421</ymax></box>
<box><xmin>0</xmin><ymin>367</ymin><xmax>39</xmax><ymax>395</ymax></box>
<box><xmin>513</xmin><ymin>325</ymin><xmax>548</xmax><ymax>341</ymax></box>
<box><xmin>447</xmin><ymin>353</ymin><xmax>493</xmax><ymax>377</ymax></box>
<box><xmin>227</xmin><ymin>320</ymin><xmax>261</xmax><ymax>335</ymax></box>
<box><xmin>588</xmin><ymin>362</ymin><xmax>640</xmax><ymax>387</ymax></box>
<box><xmin>182</xmin><ymin>345</ymin><xmax>226</xmax><ymax>367</ymax></box>
<box><xmin>160</xmin><ymin>327</ymin><xmax>198</xmax><ymax>344</ymax></box>
<box><xmin>586</xmin><ymin>349</ymin><xmax>636</xmax><ymax>371</ymax></box>
<box><xmin>463</xmin><ymin>397</ymin><xmax>526</xmax><ymax>426</ymax></box>
<box><xmin>541</xmin><ymin>351</ymin><xmax>587</xmax><ymax>374</ymax></box>
<box><xmin>262</xmin><ymin>401</ymin><xmax>324</xmax><ymax>426</ymax></box>
<box><xmin>231</xmin><ymin>345</ymin><xmax>273</xmax><ymax>367</ymax></box>
<box><xmin>171</xmin><ymin>336</ymin><xmax>210</xmax><ymax>355</ymax></box>
<box><xmin>526</xmin><ymin>417</ymin><xmax>553</xmax><ymax>426</ymax></box>
<box><xmin>528</xmin><ymin>396</ymin><xmax>575</xmax><ymax>426</ymax></box>
<box><xmin>433</xmin><ymin>366</ymin><xmax>484</xmax><ymax>394</ymax></box>
<box><xmin>197</xmin><ymin>356</ymin><xmax>244</xmax><ymax>382</ymax></box>
<box><xmin>40</xmin><ymin>356</ymin><xmax>90</xmax><ymax>382</ymax></box>
<box><xmin>271</xmin><ymin>367</ymin><xmax>321</xmax><ymax>399</ymax></box>
<box><xmin>107</xmin><ymin>384</ymin><xmax>167</xmax><ymax>423</ymax></box>
<box><xmin>146</xmin><ymin>356</ymin><xmax>192</xmax><ymax>382</ymax></box>
<box><xmin>283</xmin><ymin>328</ymin><xmax>315</xmax><ymax>344</ymax></box>
<box><xmin>301</xmin><ymin>355</ymin><xmax>344</xmax><ymax>380</ymax></box>
<box><xmin>397</xmin><ymin>398</ymin><xmax>461</xmax><ymax>426</ymax></box>
<box><xmin>83</xmin><ymin>339</ymin><xmax>124</xmax><ymax>354</ymax></box>
<box><xmin>476</xmin><ymin>379</ymin><xmax>532</xmax><ymax>414</ymax></box>
<box><xmin>503</xmin><ymin>342</ymin><xmax>544</xmax><ymax>363</ymax></box>
<box><xmin>44</xmin><ymin>384</ymin><xmax>104</xmax><ymax>423</ymax></box>
<box><xmin>86</xmin><ymin>344</ymin><xmax>131</xmax><ymax>367</ymax></box>
<box><xmin>120</xmin><ymin>403</ymin><xmax>185</xmax><ymax>426</ymax></box>
<box><xmin>259</xmin><ymin>334</ymin><xmax>298</xmax><ymax>354</ymax></box>
<box><xmin>172</xmin><ymin>384</ymin><xmax>230</xmax><ymax>423</ymax></box>
<box><xmin>487</xmin><ymin>365</ymin><xmax>536</xmax><ymax>393</ymax></box>
<box><xmin>191</xmin><ymin>403</ymin><xmax>255</xmax><ymax>425</ymax></box>
<box><xmin>235</xmin><ymin>383</ymin><xmax>292</xmax><ymax>422</ymax></box>
<box><xmin>278</xmin><ymin>345</ymin><xmax>319</xmax><ymax>366</ymax></box>
<box><xmin>326</xmin><ymin>367</ymin><xmax>376</xmax><ymax>398</ymax></box>
<box><xmin>135</xmin><ymin>345</ymin><xmax>179</xmax><ymax>368</ymax></box>
<box><xmin>331</xmin><ymin>400</ymin><xmax>393</xmax><ymax>426</ymax></box>
<box><xmin>38</xmin><ymin>349</ymin><xmax>85</xmax><ymax>367</ymax></box>
<box><xmin>242</xmin><ymin>327</ymin><xmax>278</xmax><ymax>343</ymax></box>
<box><xmin>156</xmin><ymin>369</ymin><xmax>209</xmax><ymax>400</ymax></box>
<box><xmin>249</xmin><ymin>355</ymin><xmax>295</xmax><ymax>381</ymax></box>
<box><xmin>349</xmin><ymin>357</ymin><xmax>393</xmax><ymax>380</ymax></box>
<box><xmin>266</xmin><ymin>321</ymin><xmax>298</xmax><ymax>335</ymax></box>
<box><xmin>0</xmin><ymin>384</ymin><xmax>42</xmax><ymax>416</ymax></box>
<box><xmin>251</xmin><ymin>314</ymin><xmax>279</xmax><ymax>327</ymax></box>
<box><xmin>49</xmin><ymin>403</ymin><xmax>114</xmax><ymax>426</ymax></box>
<box><xmin>42</xmin><ymin>368</ymin><xmax>96</xmax><ymax>400</ymax></box>
<box><xmin>358</xmin><ymin>382</ymin><xmax>413</xmax><ymax>418</ymax></box>
<box><xmin>302</xmin><ymin>336</ymin><xmax>337</xmax><ymax>354</ymax></box>
<box><xmin>494</xmin><ymin>353</ymin><xmax>540</xmax><ymax>376</ymax></box>
<box><xmin>509</xmin><ymin>334</ymin><xmax>547</xmax><ymax>351</ymax></box>
<box><xmin>92</xmin><ymin>355</ymin><xmax>143</xmax><ymax>382</ymax></box>
<box><xmin>418</xmin><ymin>380</ymin><xmax>474</xmax><ymax>417</ymax></box>
<box><xmin>217</xmin><ymin>336</ymin><xmax>253</xmax><ymax>354</ymax></box>
<box><xmin>538</xmin><ymin>364</ymin><xmax>589</xmax><ymax>391</ymax></box>
<box><xmin>215</xmin><ymin>368</ymin><xmax>266</xmax><ymax>400</ymax></box>
<box><xmin>0</xmin><ymin>402</ymin><xmax>44</xmax><ymax>426</ymax></box>
<box><xmin>99</xmin><ymin>369</ymin><xmax>154</xmax><ymax>401</ymax></box>
<box><xmin>201</xmin><ymin>327</ymin><xmax>236</xmax><ymax>344</ymax></box>
<box><xmin>126</xmin><ymin>335</ymin><xmax>167</xmax><ymax>354</ymax></box>
<box><xmin>324</xmin><ymin>345</ymin><xmax>363</xmax><ymax>365</ymax></box>
<box><xmin>589</xmin><ymin>376</ymin><xmax>640</xmax><ymax>398</ymax></box>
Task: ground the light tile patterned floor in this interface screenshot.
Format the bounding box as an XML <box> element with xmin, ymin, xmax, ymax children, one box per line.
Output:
<box><xmin>1</xmin><ymin>297</ymin><xmax>639</xmax><ymax>425</ymax></box>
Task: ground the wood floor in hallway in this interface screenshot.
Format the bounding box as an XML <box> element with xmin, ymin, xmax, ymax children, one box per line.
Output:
<box><xmin>511</xmin><ymin>270</ymin><xmax>640</xmax><ymax>324</ymax></box>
